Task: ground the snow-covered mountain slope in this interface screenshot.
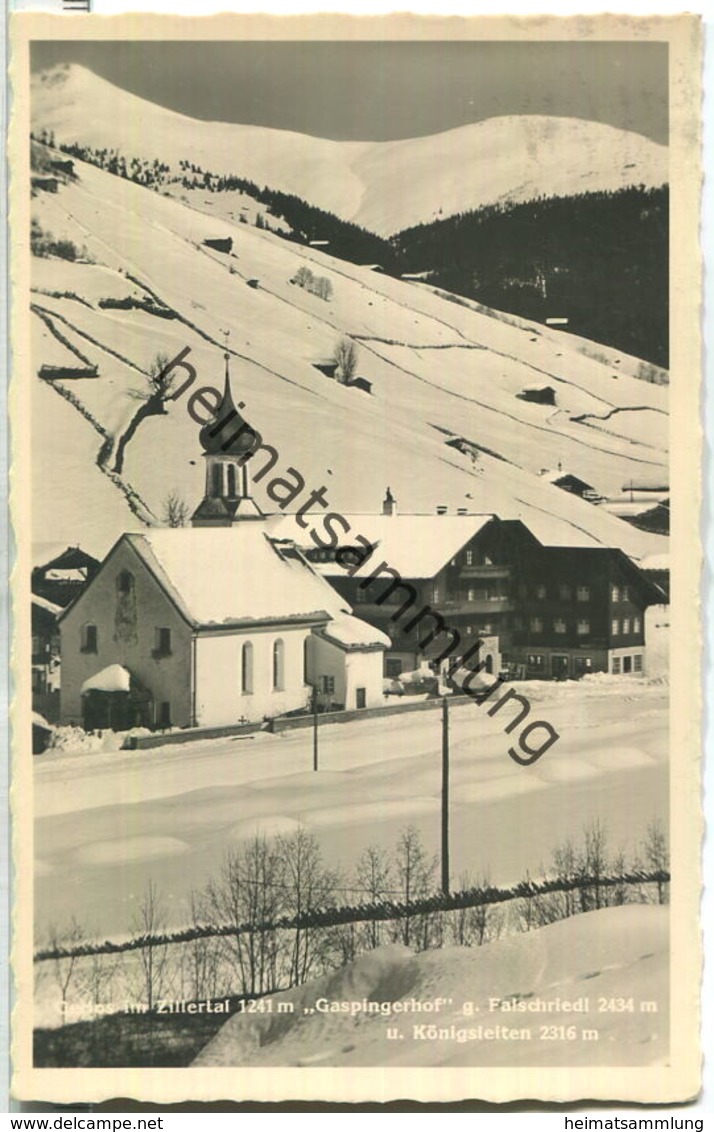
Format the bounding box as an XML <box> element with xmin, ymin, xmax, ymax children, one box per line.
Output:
<box><xmin>194</xmin><ymin>905</ymin><xmax>669</xmax><ymax>1068</ymax></box>
<box><xmin>29</xmin><ymin>156</ymin><xmax>668</xmax><ymax>560</ymax></box>
<box><xmin>32</xmin><ymin>64</ymin><xmax>668</xmax><ymax>237</ymax></box>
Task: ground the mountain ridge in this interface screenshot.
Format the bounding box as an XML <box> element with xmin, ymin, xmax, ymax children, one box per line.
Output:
<box><xmin>32</xmin><ymin>64</ymin><xmax>668</xmax><ymax>237</ymax></box>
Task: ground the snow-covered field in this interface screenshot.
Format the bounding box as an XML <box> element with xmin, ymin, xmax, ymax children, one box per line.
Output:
<box><xmin>194</xmin><ymin>905</ymin><xmax>668</xmax><ymax>1067</ymax></box>
<box><xmin>30</xmin><ymin>152</ymin><xmax>668</xmax><ymax>561</ymax></box>
<box><xmin>34</xmin><ymin>675</ymin><xmax>668</xmax><ymax>942</ymax></box>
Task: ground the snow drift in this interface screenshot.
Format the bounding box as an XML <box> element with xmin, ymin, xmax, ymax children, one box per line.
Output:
<box><xmin>194</xmin><ymin>905</ymin><xmax>668</xmax><ymax>1068</ymax></box>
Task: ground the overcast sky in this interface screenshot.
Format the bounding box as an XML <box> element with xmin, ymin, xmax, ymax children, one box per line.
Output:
<box><xmin>31</xmin><ymin>40</ymin><xmax>668</xmax><ymax>144</ymax></box>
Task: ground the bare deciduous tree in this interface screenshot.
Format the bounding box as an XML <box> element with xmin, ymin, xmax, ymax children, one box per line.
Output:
<box><xmin>313</xmin><ymin>276</ymin><xmax>333</xmax><ymax>301</ymax></box>
<box><xmin>203</xmin><ymin>837</ymin><xmax>286</xmax><ymax>997</ymax></box>
<box><xmin>131</xmin><ymin>880</ymin><xmax>174</xmax><ymax>1010</ymax></box>
<box><xmin>292</xmin><ymin>266</ymin><xmax>314</xmax><ymax>289</ymax></box>
<box><xmin>333</xmin><ymin>337</ymin><xmax>358</xmax><ymax>384</ymax></box>
<box><xmin>641</xmin><ymin>818</ymin><xmax>669</xmax><ymax>904</ymax></box>
<box><xmin>277</xmin><ymin>826</ymin><xmax>341</xmax><ymax>985</ymax></box>
<box><xmin>114</xmin><ymin>352</ymin><xmax>179</xmax><ymax>474</ymax></box>
<box><xmin>45</xmin><ymin>916</ymin><xmax>87</xmax><ymax>1021</ymax></box>
<box><xmin>162</xmin><ymin>490</ymin><xmax>191</xmax><ymax>528</ymax></box>
<box><xmin>356</xmin><ymin>844</ymin><xmax>392</xmax><ymax>950</ymax></box>
<box><xmin>392</xmin><ymin>825</ymin><xmax>436</xmax><ymax>950</ymax></box>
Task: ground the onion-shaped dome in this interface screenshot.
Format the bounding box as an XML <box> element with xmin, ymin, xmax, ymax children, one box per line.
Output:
<box><xmin>198</xmin><ymin>355</ymin><xmax>257</xmax><ymax>459</ymax></box>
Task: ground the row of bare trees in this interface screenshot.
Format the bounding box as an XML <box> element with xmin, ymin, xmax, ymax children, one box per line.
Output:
<box><xmin>37</xmin><ymin>819</ymin><xmax>669</xmax><ymax>1024</ymax></box>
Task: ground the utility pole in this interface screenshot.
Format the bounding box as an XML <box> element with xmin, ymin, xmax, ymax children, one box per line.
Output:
<box><xmin>441</xmin><ymin>696</ymin><xmax>450</xmax><ymax>895</ymax></box>
<box><xmin>312</xmin><ymin>685</ymin><xmax>319</xmax><ymax>772</ymax></box>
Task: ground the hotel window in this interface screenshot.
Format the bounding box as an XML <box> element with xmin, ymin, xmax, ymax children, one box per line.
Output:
<box><xmin>634</xmin><ymin>655</ymin><xmax>643</xmax><ymax>672</ymax></box>
<box><xmin>241</xmin><ymin>641</ymin><xmax>254</xmax><ymax>694</ymax></box>
<box><xmin>481</xmin><ymin>623</ymin><xmax>493</xmax><ymax>634</ymax></box>
<box><xmin>527</xmin><ymin>654</ymin><xmax>544</xmax><ymax>669</ymax></box>
<box><xmin>611</xmin><ymin>619</ymin><xmax>619</xmax><ymax>636</ymax></box>
<box><xmin>622</xmin><ymin>586</ymin><xmax>630</xmax><ymax>602</ymax></box>
<box><xmin>559</xmin><ymin>584</ymin><xmax>571</xmax><ymax>600</ymax></box>
<box><xmin>622</xmin><ymin>617</ymin><xmax>631</xmax><ymax>634</ymax></box>
<box><xmin>81</xmin><ymin>624</ymin><xmax>98</xmax><ymax>653</ymax></box>
<box><xmin>465</xmin><ymin>550</ymin><xmax>474</xmax><ymax>566</ymax></box>
<box><xmin>466</xmin><ymin>625</ymin><xmax>473</xmax><ymax>635</ymax></box>
<box><xmin>322</xmin><ymin>675</ymin><xmax>336</xmax><ymax>695</ymax></box>
<box><xmin>633</xmin><ymin>616</ymin><xmax>642</xmax><ymax>634</ymax></box>
<box><xmin>612</xmin><ymin>656</ymin><xmax>621</xmax><ymax>674</ymax></box>
<box><xmin>273</xmin><ymin>639</ymin><xmax>285</xmax><ymax>691</ymax></box>
<box><xmin>153</xmin><ymin>627</ymin><xmax>172</xmax><ymax>657</ymax></box>
<box><xmin>576</xmin><ymin>586</ymin><xmax>590</xmax><ymax>602</ymax></box>
<box><xmin>467</xmin><ymin>588</ymin><xmax>475</xmax><ymax>602</ymax></box>
<box><xmin>577</xmin><ymin>619</ymin><xmax>590</xmax><ymax>636</ymax></box>
<box><xmin>536</xmin><ymin>584</ymin><xmax>547</xmax><ymax>600</ymax></box>
<box><xmin>611</xmin><ymin>585</ymin><xmax>620</xmax><ymax>603</ymax></box>
<box><xmin>432</xmin><ymin>585</ymin><xmax>440</xmax><ymax>603</ymax></box>
<box><xmin>554</xmin><ymin>618</ymin><xmax>567</xmax><ymax>634</ymax></box>
<box><xmin>530</xmin><ymin>617</ymin><xmax>543</xmax><ymax>633</ymax></box>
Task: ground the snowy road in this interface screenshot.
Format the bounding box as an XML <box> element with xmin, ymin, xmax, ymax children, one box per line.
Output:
<box><xmin>33</xmin><ymin>679</ymin><xmax>668</xmax><ymax>940</ymax></box>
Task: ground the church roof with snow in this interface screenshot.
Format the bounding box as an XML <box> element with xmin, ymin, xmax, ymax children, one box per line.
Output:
<box><xmin>122</xmin><ymin>528</ymin><xmax>340</xmax><ymax>628</ymax></box>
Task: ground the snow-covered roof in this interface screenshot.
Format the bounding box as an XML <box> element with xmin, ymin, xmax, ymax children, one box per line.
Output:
<box><xmin>539</xmin><ymin>468</ymin><xmax>594</xmax><ymax>489</ymax></box>
<box><xmin>321</xmin><ymin>614</ymin><xmax>390</xmax><ymax>651</ymax></box>
<box><xmin>270</xmin><ymin>514</ymin><xmax>495</xmax><ymax>579</ymax></box>
<box><xmin>81</xmin><ymin>664</ymin><xmax>131</xmax><ymax>695</ymax></box>
<box><xmin>32</xmin><ymin>594</ymin><xmax>63</xmax><ymax>616</ymax></box>
<box><xmin>125</xmin><ymin>528</ymin><xmax>348</xmax><ymax>629</ymax></box>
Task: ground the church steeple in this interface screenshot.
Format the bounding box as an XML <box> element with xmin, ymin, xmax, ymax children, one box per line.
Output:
<box><xmin>191</xmin><ymin>354</ymin><xmax>265</xmax><ymax>526</ymax></box>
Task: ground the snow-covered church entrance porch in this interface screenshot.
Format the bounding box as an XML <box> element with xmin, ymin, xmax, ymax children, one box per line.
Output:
<box><xmin>80</xmin><ymin>664</ymin><xmax>153</xmax><ymax>731</ymax></box>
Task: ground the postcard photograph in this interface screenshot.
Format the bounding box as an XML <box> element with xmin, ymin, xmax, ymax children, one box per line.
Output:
<box><xmin>10</xmin><ymin>13</ymin><xmax>702</xmax><ymax>1105</ymax></box>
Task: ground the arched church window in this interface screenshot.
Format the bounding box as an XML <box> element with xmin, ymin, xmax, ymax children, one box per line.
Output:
<box><xmin>241</xmin><ymin>641</ymin><xmax>254</xmax><ymax>694</ymax></box>
<box><xmin>273</xmin><ymin>638</ymin><xmax>285</xmax><ymax>691</ymax></box>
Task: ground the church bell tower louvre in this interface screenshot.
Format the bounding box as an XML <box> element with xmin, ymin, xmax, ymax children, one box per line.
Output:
<box><xmin>191</xmin><ymin>353</ymin><xmax>266</xmax><ymax>527</ymax></box>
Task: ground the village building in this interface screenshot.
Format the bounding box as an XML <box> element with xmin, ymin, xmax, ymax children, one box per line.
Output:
<box><xmin>272</xmin><ymin>495</ymin><xmax>534</xmax><ymax>680</ymax></box>
<box><xmin>538</xmin><ymin>466</ymin><xmax>601</xmax><ymax>501</ymax></box>
<box><xmin>506</xmin><ymin>541</ymin><xmax>664</xmax><ymax>679</ymax></box>
<box><xmin>32</xmin><ymin>545</ymin><xmax>100</xmax><ymax>608</ymax></box>
<box><xmin>31</xmin><ymin>545</ymin><xmax>100</xmax><ymax>725</ymax></box>
<box><xmin>31</xmin><ymin>594</ymin><xmax>61</xmax><ymax>722</ymax></box>
<box><xmin>273</xmin><ymin>491</ymin><xmax>663</xmax><ymax>683</ymax></box>
<box><xmin>59</xmin><ymin>359</ymin><xmax>388</xmax><ymax>731</ymax></box>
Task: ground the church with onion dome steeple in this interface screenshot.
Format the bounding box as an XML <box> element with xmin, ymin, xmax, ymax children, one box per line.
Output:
<box><xmin>191</xmin><ymin>353</ymin><xmax>265</xmax><ymax>526</ymax></box>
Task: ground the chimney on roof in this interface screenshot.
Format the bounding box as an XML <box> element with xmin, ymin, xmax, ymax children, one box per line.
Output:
<box><xmin>382</xmin><ymin>487</ymin><xmax>397</xmax><ymax>517</ymax></box>
<box><xmin>436</xmin><ymin>505</ymin><xmax>448</xmax><ymax>516</ymax></box>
